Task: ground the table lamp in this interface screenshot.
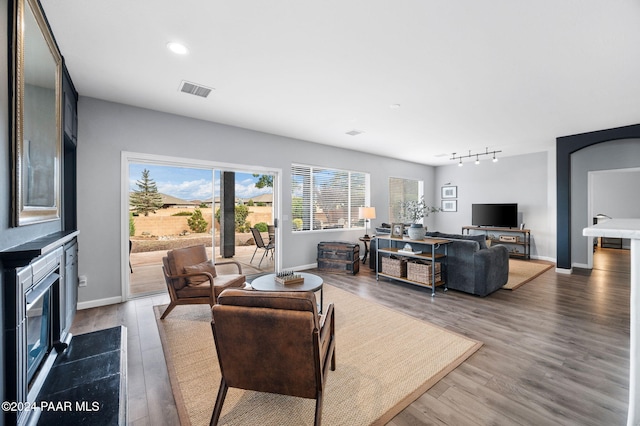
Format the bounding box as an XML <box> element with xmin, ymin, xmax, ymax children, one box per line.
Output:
<box><xmin>359</xmin><ymin>207</ymin><xmax>376</xmax><ymax>238</ymax></box>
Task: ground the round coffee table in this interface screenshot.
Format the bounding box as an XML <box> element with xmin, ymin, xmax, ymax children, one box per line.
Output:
<box><xmin>250</xmin><ymin>272</ymin><xmax>324</xmax><ymax>313</ymax></box>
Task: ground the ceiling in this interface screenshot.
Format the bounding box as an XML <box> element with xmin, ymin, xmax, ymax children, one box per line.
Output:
<box><xmin>40</xmin><ymin>0</ymin><xmax>640</xmax><ymax>166</ymax></box>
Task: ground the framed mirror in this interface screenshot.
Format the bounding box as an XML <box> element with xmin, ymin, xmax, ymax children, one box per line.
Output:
<box><xmin>11</xmin><ymin>0</ymin><xmax>62</xmax><ymax>226</ymax></box>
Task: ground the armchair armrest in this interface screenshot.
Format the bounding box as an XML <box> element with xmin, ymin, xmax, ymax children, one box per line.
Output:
<box><xmin>318</xmin><ymin>302</ymin><xmax>336</xmax><ymax>375</ymax></box>
<box><xmin>163</xmin><ymin>269</ymin><xmax>215</xmax><ymax>288</ymax></box>
<box><xmin>215</xmin><ymin>260</ymin><xmax>243</xmax><ymax>274</ymax></box>
<box><xmin>318</xmin><ymin>302</ymin><xmax>334</xmax><ymax>339</ymax></box>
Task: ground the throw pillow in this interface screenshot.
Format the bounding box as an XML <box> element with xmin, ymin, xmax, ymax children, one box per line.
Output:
<box><xmin>183</xmin><ymin>260</ymin><xmax>217</xmax><ymax>286</ymax></box>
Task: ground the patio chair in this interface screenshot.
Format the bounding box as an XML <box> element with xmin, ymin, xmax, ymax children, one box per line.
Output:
<box><xmin>250</xmin><ymin>227</ymin><xmax>274</xmax><ymax>267</ymax></box>
<box><xmin>268</xmin><ymin>224</ymin><xmax>275</xmax><ymax>244</ymax></box>
<box><xmin>160</xmin><ymin>244</ymin><xmax>245</xmax><ymax>319</ymax></box>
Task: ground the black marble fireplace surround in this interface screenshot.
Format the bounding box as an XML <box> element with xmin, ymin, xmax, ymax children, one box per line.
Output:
<box><xmin>1</xmin><ymin>231</ymin><xmax>79</xmax><ymax>426</ymax></box>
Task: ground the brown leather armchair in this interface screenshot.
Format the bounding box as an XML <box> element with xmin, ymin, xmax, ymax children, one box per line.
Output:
<box><xmin>210</xmin><ymin>289</ymin><xmax>336</xmax><ymax>426</ymax></box>
<box><xmin>160</xmin><ymin>244</ymin><xmax>245</xmax><ymax>319</ymax></box>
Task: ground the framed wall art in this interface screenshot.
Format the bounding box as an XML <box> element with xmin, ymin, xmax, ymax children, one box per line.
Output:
<box><xmin>441</xmin><ymin>200</ymin><xmax>457</xmax><ymax>212</ymax></box>
<box><xmin>11</xmin><ymin>0</ymin><xmax>63</xmax><ymax>226</ymax></box>
<box><xmin>390</xmin><ymin>223</ymin><xmax>404</xmax><ymax>238</ymax></box>
<box><xmin>441</xmin><ymin>185</ymin><xmax>457</xmax><ymax>199</ymax></box>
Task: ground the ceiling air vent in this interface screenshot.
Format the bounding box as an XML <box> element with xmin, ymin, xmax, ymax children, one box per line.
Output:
<box><xmin>179</xmin><ymin>80</ymin><xmax>214</xmax><ymax>98</ymax></box>
<box><xmin>345</xmin><ymin>129</ymin><xmax>363</xmax><ymax>136</ymax></box>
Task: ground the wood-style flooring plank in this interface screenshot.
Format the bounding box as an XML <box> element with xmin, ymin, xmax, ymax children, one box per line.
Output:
<box><xmin>71</xmin><ymin>249</ymin><xmax>630</xmax><ymax>425</ymax></box>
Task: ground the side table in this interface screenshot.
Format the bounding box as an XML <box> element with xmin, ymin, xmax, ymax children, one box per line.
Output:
<box><xmin>251</xmin><ymin>272</ymin><xmax>324</xmax><ymax>313</ymax></box>
<box><xmin>359</xmin><ymin>236</ymin><xmax>371</xmax><ymax>264</ymax></box>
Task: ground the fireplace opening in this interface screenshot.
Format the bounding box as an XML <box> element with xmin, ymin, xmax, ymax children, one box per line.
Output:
<box><xmin>25</xmin><ymin>270</ymin><xmax>58</xmax><ymax>387</ymax></box>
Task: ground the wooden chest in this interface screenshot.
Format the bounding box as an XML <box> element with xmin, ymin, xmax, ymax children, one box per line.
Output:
<box><xmin>317</xmin><ymin>242</ymin><xmax>360</xmax><ymax>275</ymax></box>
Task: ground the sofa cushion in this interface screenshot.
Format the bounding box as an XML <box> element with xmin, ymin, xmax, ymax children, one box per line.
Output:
<box><xmin>183</xmin><ymin>259</ymin><xmax>217</xmax><ymax>286</ymax></box>
<box><xmin>176</xmin><ymin>274</ymin><xmax>245</xmax><ymax>298</ymax></box>
<box><xmin>426</xmin><ymin>231</ymin><xmax>487</xmax><ymax>249</ymax></box>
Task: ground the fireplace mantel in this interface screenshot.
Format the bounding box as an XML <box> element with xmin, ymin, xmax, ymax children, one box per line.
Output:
<box><xmin>0</xmin><ymin>230</ymin><xmax>79</xmax><ymax>268</ymax></box>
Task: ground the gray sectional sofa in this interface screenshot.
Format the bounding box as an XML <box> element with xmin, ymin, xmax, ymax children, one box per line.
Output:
<box><xmin>370</xmin><ymin>228</ymin><xmax>509</xmax><ymax>297</ymax></box>
<box><xmin>425</xmin><ymin>231</ymin><xmax>509</xmax><ymax>296</ymax></box>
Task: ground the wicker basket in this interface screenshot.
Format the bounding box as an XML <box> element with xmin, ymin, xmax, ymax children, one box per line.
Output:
<box><xmin>407</xmin><ymin>261</ymin><xmax>441</xmax><ymax>285</ymax></box>
<box><xmin>381</xmin><ymin>256</ymin><xmax>407</xmax><ymax>278</ymax></box>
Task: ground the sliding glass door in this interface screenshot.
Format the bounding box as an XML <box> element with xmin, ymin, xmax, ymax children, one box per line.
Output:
<box><xmin>124</xmin><ymin>153</ymin><xmax>278</xmax><ymax>299</ymax></box>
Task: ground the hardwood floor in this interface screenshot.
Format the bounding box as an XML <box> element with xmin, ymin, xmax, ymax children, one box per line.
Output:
<box><xmin>71</xmin><ymin>249</ymin><xmax>631</xmax><ymax>425</ymax></box>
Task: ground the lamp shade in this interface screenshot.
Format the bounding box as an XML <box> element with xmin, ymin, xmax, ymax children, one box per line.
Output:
<box><xmin>359</xmin><ymin>207</ymin><xmax>376</xmax><ymax>220</ymax></box>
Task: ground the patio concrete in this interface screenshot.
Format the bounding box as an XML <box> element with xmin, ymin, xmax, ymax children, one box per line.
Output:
<box><xmin>129</xmin><ymin>244</ymin><xmax>274</xmax><ymax>296</ymax></box>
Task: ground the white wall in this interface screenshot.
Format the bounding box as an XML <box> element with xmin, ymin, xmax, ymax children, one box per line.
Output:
<box><xmin>434</xmin><ymin>151</ymin><xmax>555</xmax><ymax>261</ymax></box>
<box><xmin>592</xmin><ymin>169</ymin><xmax>640</xmax><ymax>219</ymax></box>
<box><xmin>76</xmin><ymin>97</ymin><xmax>433</xmax><ymax>305</ymax></box>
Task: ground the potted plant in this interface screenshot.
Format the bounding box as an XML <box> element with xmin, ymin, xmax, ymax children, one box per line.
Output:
<box><xmin>401</xmin><ymin>197</ymin><xmax>441</xmax><ymax>240</ymax></box>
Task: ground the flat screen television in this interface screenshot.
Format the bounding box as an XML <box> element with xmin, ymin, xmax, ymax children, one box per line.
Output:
<box><xmin>472</xmin><ymin>203</ymin><xmax>518</xmax><ymax>228</ymax></box>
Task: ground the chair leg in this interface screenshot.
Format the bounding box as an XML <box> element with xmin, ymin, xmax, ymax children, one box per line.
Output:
<box><xmin>210</xmin><ymin>378</ymin><xmax>229</xmax><ymax>426</ymax></box>
<box><xmin>258</xmin><ymin>249</ymin><xmax>268</xmax><ymax>268</ymax></box>
<box><xmin>314</xmin><ymin>390</ymin><xmax>323</xmax><ymax>426</ymax></box>
<box><xmin>160</xmin><ymin>302</ymin><xmax>177</xmax><ymax>319</ymax></box>
<box><xmin>331</xmin><ymin>348</ymin><xmax>336</xmax><ymax>371</ymax></box>
<box><xmin>250</xmin><ymin>246</ymin><xmax>259</xmax><ymax>263</ymax></box>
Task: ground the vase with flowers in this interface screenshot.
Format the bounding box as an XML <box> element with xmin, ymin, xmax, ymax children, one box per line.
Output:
<box><xmin>401</xmin><ymin>197</ymin><xmax>441</xmax><ymax>240</ymax></box>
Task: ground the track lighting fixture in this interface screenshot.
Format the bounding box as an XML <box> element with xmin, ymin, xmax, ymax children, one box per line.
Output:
<box><xmin>450</xmin><ymin>147</ymin><xmax>502</xmax><ymax>166</ymax></box>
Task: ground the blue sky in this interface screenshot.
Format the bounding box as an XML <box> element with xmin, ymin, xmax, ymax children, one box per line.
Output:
<box><xmin>129</xmin><ymin>164</ymin><xmax>272</xmax><ymax>201</ymax></box>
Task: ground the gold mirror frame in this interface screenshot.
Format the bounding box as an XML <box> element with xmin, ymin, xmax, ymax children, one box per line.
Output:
<box><xmin>11</xmin><ymin>0</ymin><xmax>62</xmax><ymax>226</ymax></box>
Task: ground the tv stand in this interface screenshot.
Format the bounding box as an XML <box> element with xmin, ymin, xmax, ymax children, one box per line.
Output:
<box><xmin>462</xmin><ymin>226</ymin><xmax>530</xmax><ymax>260</ymax></box>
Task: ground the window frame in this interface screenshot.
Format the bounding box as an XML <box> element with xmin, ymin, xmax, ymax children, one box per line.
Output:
<box><xmin>291</xmin><ymin>163</ymin><xmax>369</xmax><ymax>233</ymax></box>
<box><xmin>388</xmin><ymin>177</ymin><xmax>424</xmax><ymax>223</ymax></box>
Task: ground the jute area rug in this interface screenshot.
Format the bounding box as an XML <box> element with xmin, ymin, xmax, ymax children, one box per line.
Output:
<box><xmin>154</xmin><ymin>284</ymin><xmax>482</xmax><ymax>426</ymax></box>
<box><xmin>503</xmin><ymin>259</ymin><xmax>554</xmax><ymax>290</ymax></box>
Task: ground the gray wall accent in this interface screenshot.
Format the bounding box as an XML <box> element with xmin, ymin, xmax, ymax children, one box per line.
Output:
<box><xmin>1</xmin><ymin>0</ymin><xmax>7</xmax><ymax>415</ymax></box>
<box><xmin>571</xmin><ymin>139</ymin><xmax>640</xmax><ymax>266</ymax></box>
<box><xmin>76</xmin><ymin>97</ymin><xmax>433</xmax><ymax>304</ymax></box>
<box><xmin>433</xmin><ymin>151</ymin><xmax>554</xmax><ymax>261</ymax></box>
<box><xmin>1</xmin><ymin>3</ymin><xmax>63</xmax><ymax>414</ymax></box>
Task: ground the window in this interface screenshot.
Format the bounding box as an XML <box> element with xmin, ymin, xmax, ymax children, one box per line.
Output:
<box><xmin>389</xmin><ymin>177</ymin><xmax>422</xmax><ymax>222</ymax></box>
<box><xmin>291</xmin><ymin>164</ymin><xmax>368</xmax><ymax>232</ymax></box>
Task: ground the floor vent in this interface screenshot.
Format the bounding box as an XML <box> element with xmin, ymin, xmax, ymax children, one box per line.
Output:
<box><xmin>179</xmin><ymin>81</ymin><xmax>213</xmax><ymax>98</ymax></box>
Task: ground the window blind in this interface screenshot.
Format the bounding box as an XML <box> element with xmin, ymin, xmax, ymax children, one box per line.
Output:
<box><xmin>389</xmin><ymin>177</ymin><xmax>420</xmax><ymax>222</ymax></box>
<box><xmin>291</xmin><ymin>164</ymin><xmax>367</xmax><ymax>232</ymax></box>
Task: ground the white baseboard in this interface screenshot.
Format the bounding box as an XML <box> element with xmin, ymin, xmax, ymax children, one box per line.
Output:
<box><xmin>290</xmin><ymin>263</ymin><xmax>317</xmax><ymax>271</ymax></box>
<box><xmin>556</xmin><ymin>267</ymin><xmax>573</xmax><ymax>274</ymax></box>
<box><xmin>77</xmin><ymin>296</ymin><xmax>123</xmax><ymax>310</ymax></box>
<box><xmin>532</xmin><ymin>255</ymin><xmax>555</xmax><ymax>263</ymax></box>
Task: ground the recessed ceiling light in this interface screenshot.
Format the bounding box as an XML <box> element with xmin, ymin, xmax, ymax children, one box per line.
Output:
<box><xmin>167</xmin><ymin>42</ymin><xmax>189</xmax><ymax>55</ymax></box>
<box><xmin>389</xmin><ymin>103</ymin><xmax>401</xmax><ymax>109</ymax></box>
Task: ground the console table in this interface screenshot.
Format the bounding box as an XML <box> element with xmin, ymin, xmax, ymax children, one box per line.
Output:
<box><xmin>374</xmin><ymin>235</ymin><xmax>450</xmax><ymax>297</ymax></box>
<box><xmin>462</xmin><ymin>226</ymin><xmax>531</xmax><ymax>259</ymax></box>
